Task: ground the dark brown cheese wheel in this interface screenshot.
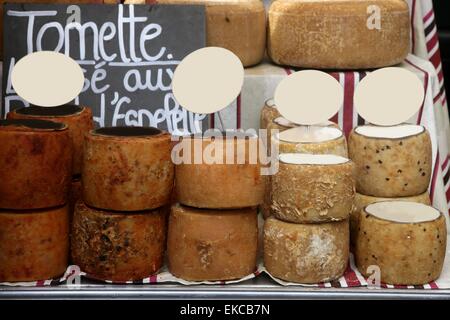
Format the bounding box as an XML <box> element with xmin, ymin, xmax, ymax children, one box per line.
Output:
<box><xmin>82</xmin><ymin>126</ymin><xmax>174</xmax><ymax>211</ymax></box>
<box><xmin>69</xmin><ymin>177</ymin><xmax>82</xmax><ymax>222</ymax></box>
<box><xmin>0</xmin><ymin>205</ymin><xmax>69</xmax><ymax>282</ymax></box>
<box><xmin>71</xmin><ymin>201</ymin><xmax>167</xmax><ymax>282</ymax></box>
<box><xmin>356</xmin><ymin>201</ymin><xmax>447</xmax><ymax>285</ymax></box>
<box><xmin>175</xmin><ymin>132</ymin><xmax>265</xmax><ymax>209</ymax></box>
<box><xmin>264</xmin><ymin>217</ymin><xmax>349</xmax><ymax>284</ymax></box>
<box><xmin>0</xmin><ymin>119</ymin><xmax>72</xmax><ymax>210</ymax></box>
<box><xmin>167</xmin><ymin>204</ymin><xmax>258</xmax><ymax>281</ymax></box>
<box><xmin>268</xmin><ymin>0</ymin><xmax>410</xmax><ymax>69</ymax></box>
<box><xmin>348</xmin><ymin>124</ymin><xmax>432</xmax><ymax>197</ymax></box>
<box><xmin>8</xmin><ymin>104</ymin><xmax>94</xmax><ymax>175</ymax></box>
<box><xmin>157</xmin><ymin>0</ymin><xmax>266</xmax><ymax>67</ymax></box>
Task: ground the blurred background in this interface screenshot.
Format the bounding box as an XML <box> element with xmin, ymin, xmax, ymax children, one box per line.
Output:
<box><xmin>431</xmin><ymin>0</ymin><xmax>449</xmax><ymax>100</ymax></box>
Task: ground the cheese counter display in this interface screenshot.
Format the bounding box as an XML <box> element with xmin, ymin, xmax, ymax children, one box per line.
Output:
<box><xmin>1</xmin><ymin>0</ymin><xmax>450</xmax><ymax>301</ymax></box>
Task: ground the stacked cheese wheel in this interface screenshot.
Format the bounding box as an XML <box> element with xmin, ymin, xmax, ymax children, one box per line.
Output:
<box><xmin>0</xmin><ymin>119</ymin><xmax>72</xmax><ymax>282</ymax></box>
<box><xmin>7</xmin><ymin>104</ymin><xmax>94</xmax><ymax>219</ymax></box>
<box><xmin>71</xmin><ymin>126</ymin><xmax>174</xmax><ymax>281</ymax></box>
<box><xmin>348</xmin><ymin>124</ymin><xmax>447</xmax><ymax>284</ymax></box>
<box><xmin>168</xmin><ymin>131</ymin><xmax>263</xmax><ymax>281</ymax></box>
<box><xmin>267</xmin><ymin>0</ymin><xmax>410</xmax><ymax>69</ymax></box>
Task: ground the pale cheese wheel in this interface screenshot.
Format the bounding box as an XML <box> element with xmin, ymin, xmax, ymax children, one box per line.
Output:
<box><xmin>0</xmin><ymin>119</ymin><xmax>72</xmax><ymax>210</ymax></box>
<box><xmin>8</xmin><ymin>104</ymin><xmax>94</xmax><ymax>175</ymax></box>
<box><xmin>348</xmin><ymin>124</ymin><xmax>432</xmax><ymax>197</ymax></box>
<box><xmin>167</xmin><ymin>203</ymin><xmax>258</xmax><ymax>281</ymax></box>
<box><xmin>268</xmin><ymin>0</ymin><xmax>410</xmax><ymax>69</ymax></box>
<box><xmin>82</xmin><ymin>127</ymin><xmax>174</xmax><ymax>211</ymax></box>
<box><xmin>262</xmin><ymin>125</ymin><xmax>347</xmax><ymax>219</ymax></box>
<box><xmin>356</xmin><ymin>201</ymin><xmax>447</xmax><ymax>285</ymax></box>
<box><xmin>350</xmin><ymin>191</ymin><xmax>431</xmax><ymax>246</ymax></box>
<box><xmin>264</xmin><ymin>217</ymin><xmax>349</xmax><ymax>284</ymax></box>
<box><xmin>71</xmin><ymin>201</ymin><xmax>167</xmax><ymax>282</ymax></box>
<box><xmin>0</xmin><ymin>205</ymin><xmax>69</xmax><ymax>282</ymax></box>
<box><xmin>158</xmin><ymin>0</ymin><xmax>266</xmax><ymax>67</ymax></box>
<box><xmin>260</xmin><ymin>98</ymin><xmax>281</xmax><ymax>130</ymax></box>
<box><xmin>271</xmin><ymin>154</ymin><xmax>355</xmax><ymax>223</ymax></box>
<box><xmin>175</xmin><ymin>132</ymin><xmax>265</xmax><ymax>209</ymax></box>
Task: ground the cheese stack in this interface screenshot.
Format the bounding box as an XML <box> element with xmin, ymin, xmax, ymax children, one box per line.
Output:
<box><xmin>348</xmin><ymin>124</ymin><xmax>433</xmax><ymax>246</ymax></box>
<box><xmin>168</xmin><ymin>132</ymin><xmax>263</xmax><ymax>281</ymax></box>
<box><xmin>8</xmin><ymin>104</ymin><xmax>94</xmax><ymax>218</ymax></box>
<box><xmin>261</xmin><ymin>125</ymin><xmax>348</xmax><ymax>219</ymax></box>
<box><xmin>264</xmin><ymin>153</ymin><xmax>354</xmax><ymax>283</ymax></box>
<box><xmin>267</xmin><ymin>0</ymin><xmax>410</xmax><ymax>69</ymax></box>
<box><xmin>0</xmin><ymin>119</ymin><xmax>72</xmax><ymax>282</ymax></box>
<box><xmin>71</xmin><ymin>126</ymin><xmax>174</xmax><ymax>281</ymax></box>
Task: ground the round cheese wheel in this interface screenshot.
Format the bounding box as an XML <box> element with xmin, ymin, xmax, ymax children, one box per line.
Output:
<box><xmin>0</xmin><ymin>119</ymin><xmax>72</xmax><ymax>210</ymax></box>
<box><xmin>82</xmin><ymin>126</ymin><xmax>174</xmax><ymax>211</ymax></box>
<box><xmin>350</xmin><ymin>191</ymin><xmax>431</xmax><ymax>246</ymax></box>
<box><xmin>8</xmin><ymin>104</ymin><xmax>94</xmax><ymax>175</ymax></box>
<box><xmin>260</xmin><ymin>99</ymin><xmax>281</xmax><ymax>130</ymax></box>
<box><xmin>262</xmin><ymin>125</ymin><xmax>347</xmax><ymax>219</ymax></box>
<box><xmin>348</xmin><ymin>124</ymin><xmax>432</xmax><ymax>197</ymax></box>
<box><xmin>71</xmin><ymin>201</ymin><xmax>166</xmax><ymax>282</ymax></box>
<box><xmin>69</xmin><ymin>177</ymin><xmax>82</xmax><ymax>220</ymax></box>
<box><xmin>272</xmin><ymin>153</ymin><xmax>355</xmax><ymax>223</ymax></box>
<box><xmin>268</xmin><ymin>0</ymin><xmax>410</xmax><ymax>69</ymax></box>
<box><xmin>274</xmin><ymin>125</ymin><xmax>348</xmax><ymax>156</ymax></box>
<box><xmin>264</xmin><ymin>217</ymin><xmax>349</xmax><ymax>283</ymax></box>
<box><xmin>175</xmin><ymin>132</ymin><xmax>265</xmax><ymax>209</ymax></box>
<box><xmin>0</xmin><ymin>205</ymin><xmax>69</xmax><ymax>282</ymax></box>
<box><xmin>158</xmin><ymin>0</ymin><xmax>266</xmax><ymax>67</ymax></box>
<box><xmin>356</xmin><ymin>201</ymin><xmax>447</xmax><ymax>285</ymax></box>
<box><xmin>167</xmin><ymin>203</ymin><xmax>258</xmax><ymax>281</ymax></box>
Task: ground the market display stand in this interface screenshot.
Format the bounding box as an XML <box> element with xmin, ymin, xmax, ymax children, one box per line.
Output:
<box><xmin>1</xmin><ymin>275</ymin><xmax>450</xmax><ymax>300</ymax></box>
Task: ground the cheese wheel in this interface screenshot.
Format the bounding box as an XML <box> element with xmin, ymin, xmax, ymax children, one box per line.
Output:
<box><xmin>0</xmin><ymin>205</ymin><xmax>69</xmax><ymax>282</ymax></box>
<box><xmin>273</xmin><ymin>126</ymin><xmax>348</xmax><ymax>156</ymax></box>
<box><xmin>350</xmin><ymin>191</ymin><xmax>431</xmax><ymax>246</ymax></box>
<box><xmin>175</xmin><ymin>132</ymin><xmax>265</xmax><ymax>208</ymax></box>
<box><xmin>167</xmin><ymin>204</ymin><xmax>258</xmax><ymax>281</ymax></box>
<box><xmin>71</xmin><ymin>201</ymin><xmax>166</xmax><ymax>282</ymax></box>
<box><xmin>0</xmin><ymin>119</ymin><xmax>72</xmax><ymax>210</ymax></box>
<box><xmin>261</xmin><ymin>125</ymin><xmax>347</xmax><ymax>219</ymax></box>
<box><xmin>8</xmin><ymin>105</ymin><xmax>94</xmax><ymax>175</ymax></box>
<box><xmin>264</xmin><ymin>217</ymin><xmax>349</xmax><ymax>283</ymax></box>
<box><xmin>69</xmin><ymin>177</ymin><xmax>82</xmax><ymax>221</ymax></box>
<box><xmin>82</xmin><ymin>126</ymin><xmax>174</xmax><ymax>211</ymax></box>
<box><xmin>158</xmin><ymin>0</ymin><xmax>266</xmax><ymax>67</ymax></box>
<box><xmin>272</xmin><ymin>154</ymin><xmax>355</xmax><ymax>223</ymax></box>
<box><xmin>267</xmin><ymin>0</ymin><xmax>410</xmax><ymax>69</ymax></box>
<box><xmin>260</xmin><ymin>99</ymin><xmax>281</xmax><ymax>130</ymax></box>
<box><xmin>356</xmin><ymin>201</ymin><xmax>447</xmax><ymax>285</ymax></box>
<box><xmin>348</xmin><ymin>125</ymin><xmax>432</xmax><ymax>197</ymax></box>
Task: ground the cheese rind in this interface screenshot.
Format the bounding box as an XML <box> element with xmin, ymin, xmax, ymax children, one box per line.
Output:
<box><xmin>167</xmin><ymin>204</ymin><xmax>258</xmax><ymax>281</ymax></box>
<box><xmin>351</xmin><ymin>191</ymin><xmax>431</xmax><ymax>245</ymax></box>
<box><xmin>0</xmin><ymin>120</ymin><xmax>72</xmax><ymax>209</ymax></box>
<box><xmin>348</xmin><ymin>125</ymin><xmax>432</xmax><ymax>197</ymax></box>
<box><xmin>175</xmin><ymin>135</ymin><xmax>265</xmax><ymax>208</ymax></box>
<box><xmin>82</xmin><ymin>128</ymin><xmax>174</xmax><ymax>211</ymax></box>
<box><xmin>0</xmin><ymin>205</ymin><xmax>69</xmax><ymax>282</ymax></box>
<box><xmin>271</xmin><ymin>155</ymin><xmax>355</xmax><ymax>223</ymax></box>
<box><xmin>158</xmin><ymin>0</ymin><xmax>266</xmax><ymax>67</ymax></box>
<box><xmin>268</xmin><ymin>0</ymin><xmax>410</xmax><ymax>69</ymax></box>
<box><xmin>71</xmin><ymin>201</ymin><xmax>167</xmax><ymax>282</ymax></box>
<box><xmin>264</xmin><ymin>217</ymin><xmax>349</xmax><ymax>283</ymax></box>
<box><xmin>8</xmin><ymin>105</ymin><xmax>94</xmax><ymax>175</ymax></box>
<box><xmin>356</xmin><ymin>202</ymin><xmax>447</xmax><ymax>285</ymax></box>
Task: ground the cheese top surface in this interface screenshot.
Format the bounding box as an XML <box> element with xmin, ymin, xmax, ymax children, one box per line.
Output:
<box><xmin>277</xmin><ymin>126</ymin><xmax>342</xmax><ymax>143</ymax></box>
<box><xmin>365</xmin><ymin>201</ymin><xmax>440</xmax><ymax>223</ymax></box>
<box><xmin>355</xmin><ymin>124</ymin><xmax>425</xmax><ymax>139</ymax></box>
<box><xmin>279</xmin><ymin>153</ymin><xmax>349</xmax><ymax>165</ymax></box>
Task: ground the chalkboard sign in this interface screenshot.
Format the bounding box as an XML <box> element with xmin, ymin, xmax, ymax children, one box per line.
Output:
<box><xmin>2</xmin><ymin>3</ymin><xmax>207</xmax><ymax>134</ymax></box>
